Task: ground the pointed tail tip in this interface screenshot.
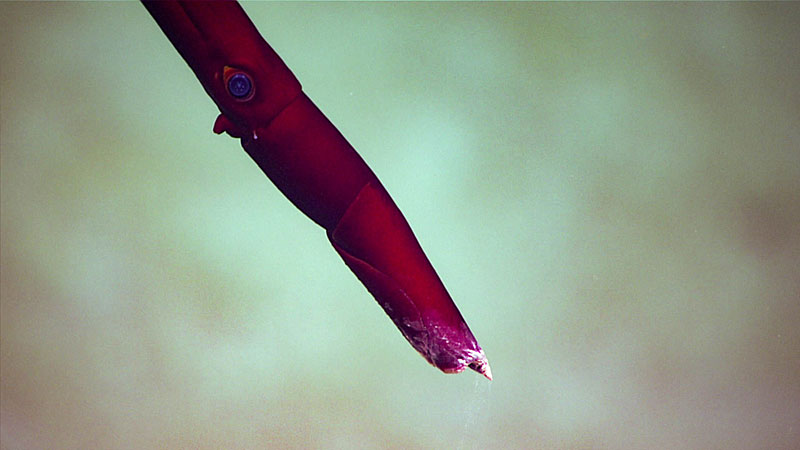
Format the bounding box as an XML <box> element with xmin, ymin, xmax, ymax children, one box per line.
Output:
<box><xmin>482</xmin><ymin>363</ymin><xmax>493</xmax><ymax>381</ymax></box>
<box><xmin>468</xmin><ymin>359</ymin><xmax>493</xmax><ymax>381</ymax></box>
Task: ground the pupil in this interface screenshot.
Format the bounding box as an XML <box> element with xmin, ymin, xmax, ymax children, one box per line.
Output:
<box><xmin>228</xmin><ymin>74</ymin><xmax>251</xmax><ymax>98</ymax></box>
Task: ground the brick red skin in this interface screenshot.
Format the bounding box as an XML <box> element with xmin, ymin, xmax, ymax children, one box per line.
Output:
<box><xmin>142</xmin><ymin>0</ymin><xmax>488</xmax><ymax>375</ymax></box>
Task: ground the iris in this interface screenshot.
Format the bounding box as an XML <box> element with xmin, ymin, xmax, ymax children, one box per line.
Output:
<box><xmin>227</xmin><ymin>72</ymin><xmax>252</xmax><ymax>99</ymax></box>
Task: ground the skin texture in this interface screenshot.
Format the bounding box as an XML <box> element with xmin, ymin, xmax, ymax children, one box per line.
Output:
<box><xmin>142</xmin><ymin>0</ymin><xmax>490</xmax><ymax>379</ymax></box>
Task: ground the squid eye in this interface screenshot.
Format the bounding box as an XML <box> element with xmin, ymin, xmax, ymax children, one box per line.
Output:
<box><xmin>224</xmin><ymin>70</ymin><xmax>254</xmax><ymax>101</ymax></box>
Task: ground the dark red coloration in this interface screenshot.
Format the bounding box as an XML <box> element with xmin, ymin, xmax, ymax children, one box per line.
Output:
<box><xmin>142</xmin><ymin>0</ymin><xmax>490</xmax><ymax>379</ymax></box>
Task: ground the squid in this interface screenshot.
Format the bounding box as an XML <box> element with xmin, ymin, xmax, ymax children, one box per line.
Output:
<box><xmin>142</xmin><ymin>0</ymin><xmax>491</xmax><ymax>380</ymax></box>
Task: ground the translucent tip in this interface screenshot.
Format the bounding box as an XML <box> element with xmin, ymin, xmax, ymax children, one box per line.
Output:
<box><xmin>468</xmin><ymin>358</ymin><xmax>493</xmax><ymax>381</ymax></box>
<box><xmin>482</xmin><ymin>363</ymin><xmax>493</xmax><ymax>381</ymax></box>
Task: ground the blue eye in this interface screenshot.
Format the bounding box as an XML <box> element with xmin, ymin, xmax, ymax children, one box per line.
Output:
<box><xmin>227</xmin><ymin>72</ymin><xmax>253</xmax><ymax>100</ymax></box>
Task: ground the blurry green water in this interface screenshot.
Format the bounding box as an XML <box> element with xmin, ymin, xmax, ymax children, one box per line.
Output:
<box><xmin>2</xmin><ymin>2</ymin><xmax>799</xmax><ymax>449</ymax></box>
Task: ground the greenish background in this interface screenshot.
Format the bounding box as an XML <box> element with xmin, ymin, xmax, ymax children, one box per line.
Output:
<box><xmin>2</xmin><ymin>2</ymin><xmax>799</xmax><ymax>449</ymax></box>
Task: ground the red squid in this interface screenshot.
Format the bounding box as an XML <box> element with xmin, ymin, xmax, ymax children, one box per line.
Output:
<box><xmin>142</xmin><ymin>0</ymin><xmax>491</xmax><ymax>380</ymax></box>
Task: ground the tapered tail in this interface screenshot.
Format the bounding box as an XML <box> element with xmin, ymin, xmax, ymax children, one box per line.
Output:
<box><xmin>143</xmin><ymin>0</ymin><xmax>490</xmax><ymax>378</ymax></box>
